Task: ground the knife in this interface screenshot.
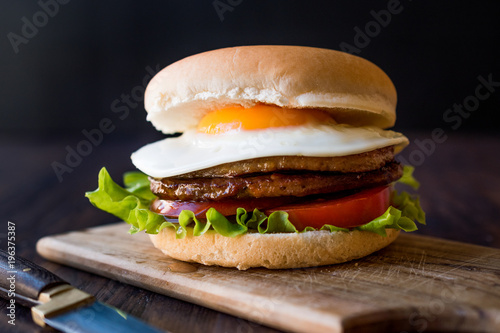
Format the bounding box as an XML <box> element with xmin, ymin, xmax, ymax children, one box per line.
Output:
<box><xmin>0</xmin><ymin>249</ymin><xmax>164</xmax><ymax>332</ymax></box>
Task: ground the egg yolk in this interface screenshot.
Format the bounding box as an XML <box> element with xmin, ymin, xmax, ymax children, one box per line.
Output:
<box><xmin>197</xmin><ymin>104</ymin><xmax>334</xmax><ymax>134</ymax></box>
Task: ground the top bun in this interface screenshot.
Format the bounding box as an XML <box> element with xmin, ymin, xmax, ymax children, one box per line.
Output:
<box><xmin>145</xmin><ymin>45</ymin><xmax>397</xmax><ymax>134</ymax></box>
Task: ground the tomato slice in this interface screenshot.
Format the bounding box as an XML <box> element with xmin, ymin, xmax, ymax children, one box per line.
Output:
<box><xmin>151</xmin><ymin>186</ymin><xmax>390</xmax><ymax>231</ymax></box>
<box><xmin>264</xmin><ymin>186</ymin><xmax>391</xmax><ymax>231</ymax></box>
<box><xmin>151</xmin><ymin>196</ymin><xmax>300</xmax><ymax>218</ymax></box>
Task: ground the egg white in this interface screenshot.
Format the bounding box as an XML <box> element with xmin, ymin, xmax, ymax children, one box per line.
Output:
<box><xmin>131</xmin><ymin>124</ymin><xmax>408</xmax><ymax>178</ymax></box>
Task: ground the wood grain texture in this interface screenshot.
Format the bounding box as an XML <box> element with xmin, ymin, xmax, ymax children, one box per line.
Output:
<box><xmin>37</xmin><ymin>223</ymin><xmax>500</xmax><ymax>333</ymax></box>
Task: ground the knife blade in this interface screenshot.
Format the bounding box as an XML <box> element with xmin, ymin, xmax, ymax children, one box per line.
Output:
<box><xmin>0</xmin><ymin>249</ymin><xmax>164</xmax><ymax>332</ymax></box>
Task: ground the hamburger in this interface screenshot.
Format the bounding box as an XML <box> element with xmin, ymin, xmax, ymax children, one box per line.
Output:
<box><xmin>86</xmin><ymin>45</ymin><xmax>425</xmax><ymax>270</ymax></box>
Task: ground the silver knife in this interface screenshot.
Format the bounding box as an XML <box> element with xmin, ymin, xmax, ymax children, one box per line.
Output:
<box><xmin>0</xmin><ymin>249</ymin><xmax>164</xmax><ymax>332</ymax></box>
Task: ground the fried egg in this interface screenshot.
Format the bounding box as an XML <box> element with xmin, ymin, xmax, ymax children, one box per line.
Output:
<box><xmin>131</xmin><ymin>104</ymin><xmax>409</xmax><ymax>178</ymax></box>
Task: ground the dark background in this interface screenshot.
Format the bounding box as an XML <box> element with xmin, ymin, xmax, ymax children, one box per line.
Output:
<box><xmin>2</xmin><ymin>0</ymin><xmax>500</xmax><ymax>227</ymax></box>
<box><xmin>1</xmin><ymin>1</ymin><xmax>500</xmax><ymax>234</ymax></box>
<box><xmin>1</xmin><ymin>0</ymin><xmax>499</xmax><ymax>138</ymax></box>
<box><xmin>1</xmin><ymin>1</ymin><xmax>499</xmax><ymax>224</ymax></box>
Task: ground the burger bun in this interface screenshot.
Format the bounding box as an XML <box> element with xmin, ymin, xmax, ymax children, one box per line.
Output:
<box><xmin>145</xmin><ymin>45</ymin><xmax>397</xmax><ymax>134</ymax></box>
<box><xmin>149</xmin><ymin>227</ymin><xmax>400</xmax><ymax>270</ymax></box>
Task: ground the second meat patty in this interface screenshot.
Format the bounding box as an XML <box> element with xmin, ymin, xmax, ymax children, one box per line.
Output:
<box><xmin>150</xmin><ymin>161</ymin><xmax>403</xmax><ymax>201</ymax></box>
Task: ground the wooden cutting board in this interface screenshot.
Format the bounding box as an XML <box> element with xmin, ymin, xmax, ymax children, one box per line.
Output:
<box><xmin>36</xmin><ymin>223</ymin><xmax>500</xmax><ymax>333</ymax></box>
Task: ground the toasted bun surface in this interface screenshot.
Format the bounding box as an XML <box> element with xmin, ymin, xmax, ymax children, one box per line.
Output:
<box><xmin>145</xmin><ymin>46</ymin><xmax>397</xmax><ymax>134</ymax></box>
<box><xmin>149</xmin><ymin>228</ymin><xmax>400</xmax><ymax>270</ymax></box>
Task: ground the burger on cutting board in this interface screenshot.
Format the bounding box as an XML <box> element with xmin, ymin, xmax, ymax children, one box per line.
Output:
<box><xmin>86</xmin><ymin>45</ymin><xmax>425</xmax><ymax>270</ymax></box>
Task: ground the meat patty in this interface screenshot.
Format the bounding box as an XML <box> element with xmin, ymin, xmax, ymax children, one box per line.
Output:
<box><xmin>175</xmin><ymin>147</ymin><xmax>395</xmax><ymax>178</ymax></box>
<box><xmin>150</xmin><ymin>161</ymin><xmax>403</xmax><ymax>201</ymax></box>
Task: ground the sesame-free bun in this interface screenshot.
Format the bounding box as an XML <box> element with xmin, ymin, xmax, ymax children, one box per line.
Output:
<box><xmin>145</xmin><ymin>45</ymin><xmax>397</xmax><ymax>134</ymax></box>
<box><xmin>149</xmin><ymin>227</ymin><xmax>400</xmax><ymax>270</ymax></box>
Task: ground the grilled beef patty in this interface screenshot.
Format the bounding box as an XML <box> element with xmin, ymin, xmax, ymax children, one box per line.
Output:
<box><xmin>174</xmin><ymin>147</ymin><xmax>395</xmax><ymax>178</ymax></box>
<box><xmin>150</xmin><ymin>160</ymin><xmax>403</xmax><ymax>201</ymax></box>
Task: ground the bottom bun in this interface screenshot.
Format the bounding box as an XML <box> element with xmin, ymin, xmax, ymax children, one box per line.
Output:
<box><xmin>149</xmin><ymin>227</ymin><xmax>400</xmax><ymax>270</ymax></box>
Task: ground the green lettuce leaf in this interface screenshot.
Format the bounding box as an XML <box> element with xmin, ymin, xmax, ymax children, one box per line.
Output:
<box><xmin>85</xmin><ymin>168</ymin><xmax>170</xmax><ymax>234</ymax></box>
<box><xmin>398</xmin><ymin>165</ymin><xmax>420</xmax><ymax>190</ymax></box>
<box><xmin>123</xmin><ymin>171</ymin><xmax>157</xmax><ymax>201</ymax></box>
<box><xmin>86</xmin><ymin>166</ymin><xmax>425</xmax><ymax>238</ymax></box>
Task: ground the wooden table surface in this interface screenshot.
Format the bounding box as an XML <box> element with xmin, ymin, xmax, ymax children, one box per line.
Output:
<box><xmin>1</xmin><ymin>131</ymin><xmax>499</xmax><ymax>333</ymax></box>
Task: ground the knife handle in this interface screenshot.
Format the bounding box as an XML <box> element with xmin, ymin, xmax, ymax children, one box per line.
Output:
<box><xmin>0</xmin><ymin>249</ymin><xmax>67</xmax><ymax>306</ymax></box>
